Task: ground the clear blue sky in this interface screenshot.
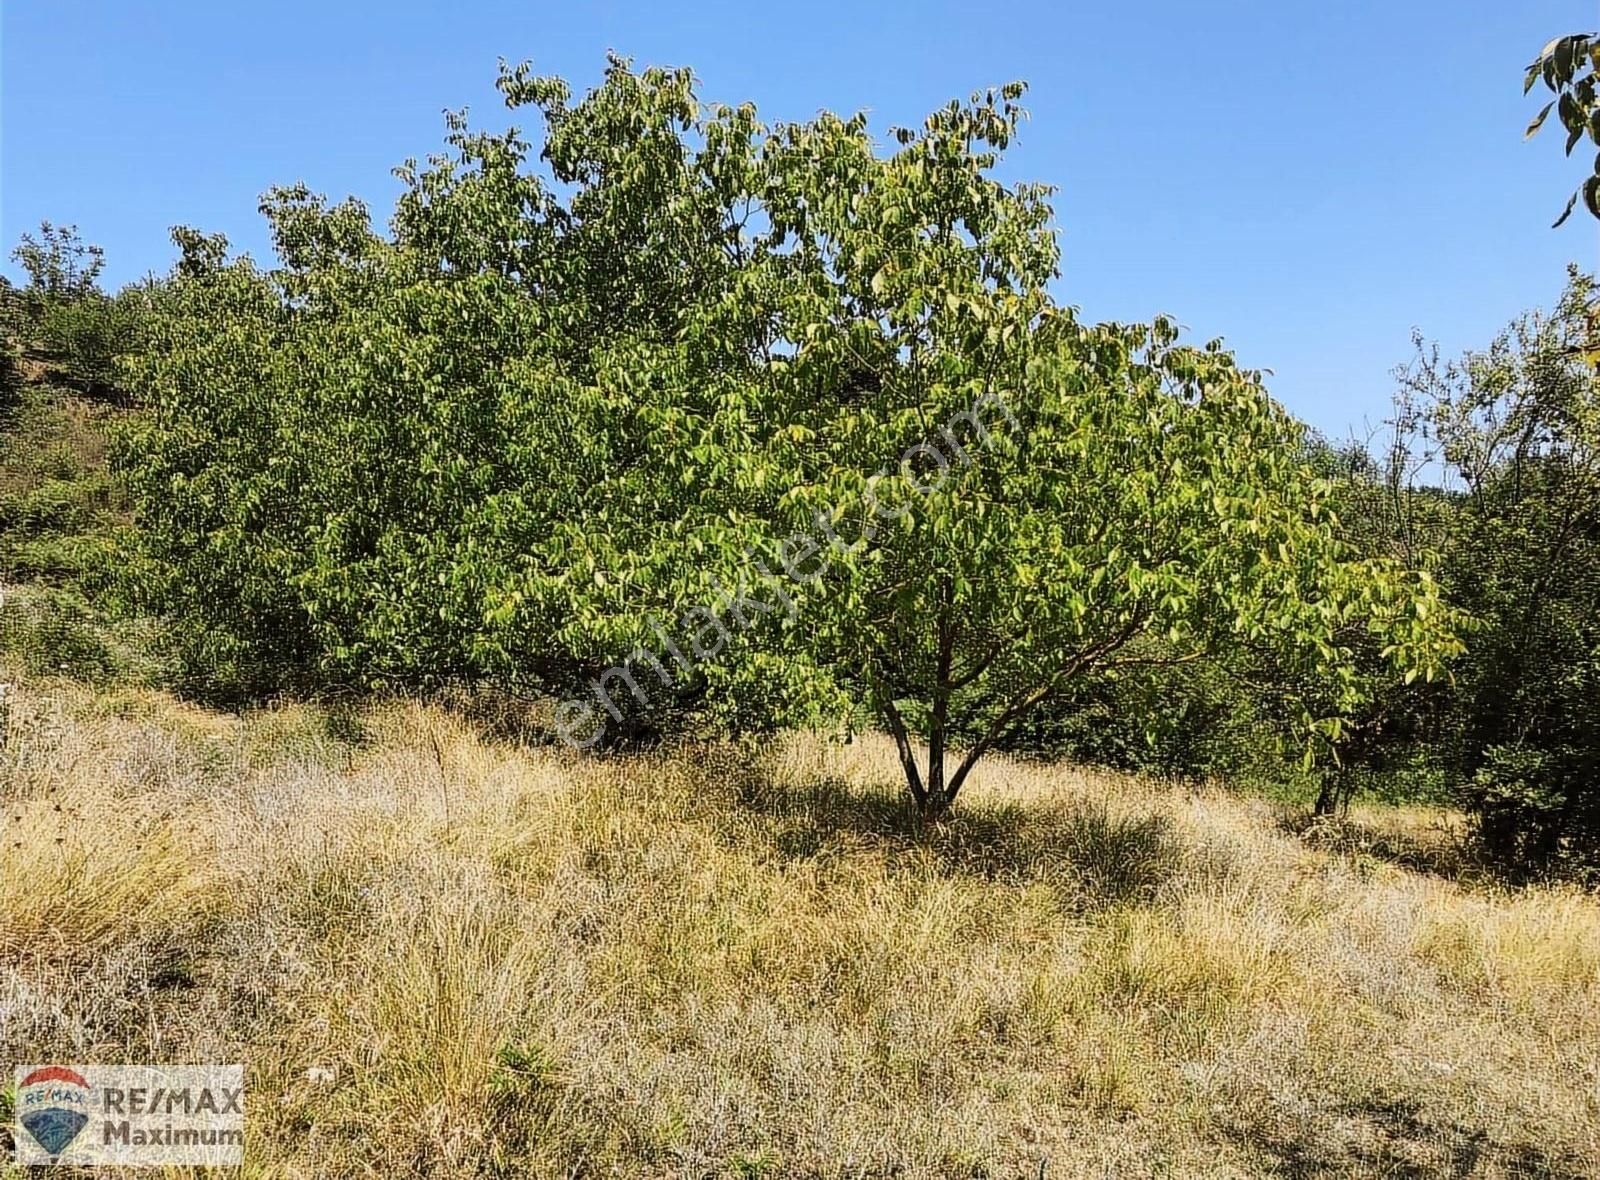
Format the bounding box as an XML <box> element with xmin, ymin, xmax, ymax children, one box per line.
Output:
<box><xmin>4</xmin><ymin>1</ymin><xmax>1597</xmax><ymax>437</ymax></box>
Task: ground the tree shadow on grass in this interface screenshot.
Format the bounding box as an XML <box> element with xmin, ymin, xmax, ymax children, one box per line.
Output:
<box><xmin>735</xmin><ymin>775</ymin><xmax>1183</xmax><ymax>905</ymax></box>
<box><xmin>1279</xmin><ymin>810</ymin><xmax>1482</xmax><ymax>885</ymax></box>
<box><xmin>1224</xmin><ymin>1092</ymin><xmax>1589</xmax><ymax>1180</ymax></box>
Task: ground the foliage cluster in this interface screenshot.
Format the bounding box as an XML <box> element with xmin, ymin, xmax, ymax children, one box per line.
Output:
<box><xmin>1524</xmin><ymin>31</ymin><xmax>1600</xmax><ymax>226</ymax></box>
<box><xmin>9</xmin><ymin>221</ymin><xmax>147</xmax><ymax>399</ymax></box>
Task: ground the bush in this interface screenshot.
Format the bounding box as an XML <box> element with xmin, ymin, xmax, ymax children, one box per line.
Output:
<box><xmin>1469</xmin><ymin>744</ymin><xmax>1600</xmax><ymax>881</ymax></box>
<box><xmin>0</xmin><ymin>337</ymin><xmax>19</xmax><ymax>405</ymax></box>
<box><xmin>0</xmin><ymin>478</ymin><xmax>103</xmax><ymax>539</ymax></box>
<box><xmin>37</xmin><ymin>291</ymin><xmax>142</xmax><ymax>399</ymax></box>
<box><xmin>995</xmin><ymin>647</ymin><xmax>1287</xmax><ymax>785</ymax></box>
<box><xmin>0</xmin><ymin>587</ymin><xmax>130</xmax><ymax>684</ymax></box>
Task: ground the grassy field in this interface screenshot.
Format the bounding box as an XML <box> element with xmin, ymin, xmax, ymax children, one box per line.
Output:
<box><xmin>1</xmin><ymin>678</ymin><xmax>1596</xmax><ymax>1178</ymax></box>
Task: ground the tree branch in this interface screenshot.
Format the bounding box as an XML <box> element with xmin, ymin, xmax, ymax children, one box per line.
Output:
<box><xmin>944</xmin><ymin>611</ymin><xmax>1147</xmax><ymax>803</ymax></box>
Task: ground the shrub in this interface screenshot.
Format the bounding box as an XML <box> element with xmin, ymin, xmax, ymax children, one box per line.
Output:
<box><xmin>0</xmin><ymin>587</ymin><xmax>117</xmax><ymax>681</ymax></box>
<box><xmin>0</xmin><ymin>478</ymin><xmax>102</xmax><ymax>539</ymax></box>
<box><xmin>36</xmin><ymin>290</ymin><xmax>143</xmax><ymax>399</ymax></box>
<box><xmin>0</xmin><ymin>586</ymin><xmax>159</xmax><ymax>686</ymax></box>
<box><xmin>1469</xmin><ymin>744</ymin><xmax>1600</xmax><ymax>881</ymax></box>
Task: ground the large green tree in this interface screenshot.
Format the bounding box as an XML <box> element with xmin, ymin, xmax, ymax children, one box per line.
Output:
<box><xmin>509</xmin><ymin>70</ymin><xmax>1460</xmax><ymax>814</ymax></box>
<box><xmin>123</xmin><ymin>58</ymin><xmax>1461</xmax><ymax>811</ymax></box>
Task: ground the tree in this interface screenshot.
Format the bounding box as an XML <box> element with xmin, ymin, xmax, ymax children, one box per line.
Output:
<box><xmin>123</xmin><ymin>59</ymin><xmax>1463</xmax><ymax>811</ymax></box>
<box><xmin>502</xmin><ymin>68</ymin><xmax>1463</xmax><ymax>815</ymax></box>
<box><xmin>1524</xmin><ymin>32</ymin><xmax>1600</xmax><ymax>225</ymax></box>
<box><xmin>750</xmin><ymin>313</ymin><xmax>1461</xmax><ymax>817</ymax></box>
<box><xmin>1397</xmin><ymin>268</ymin><xmax>1600</xmax><ymax>874</ymax></box>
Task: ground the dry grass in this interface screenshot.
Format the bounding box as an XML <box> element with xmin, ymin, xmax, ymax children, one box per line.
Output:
<box><xmin>2</xmin><ymin>681</ymin><xmax>1598</xmax><ymax>1178</ymax></box>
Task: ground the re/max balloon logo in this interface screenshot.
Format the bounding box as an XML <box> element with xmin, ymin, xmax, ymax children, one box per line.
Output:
<box><xmin>17</xmin><ymin>1067</ymin><xmax>92</xmax><ymax>1157</ymax></box>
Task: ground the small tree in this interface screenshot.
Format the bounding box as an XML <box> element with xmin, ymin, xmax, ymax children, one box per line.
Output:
<box><xmin>12</xmin><ymin>222</ymin><xmax>105</xmax><ymax>300</ymax></box>
<box><xmin>9</xmin><ymin>222</ymin><xmax>141</xmax><ymax>398</ymax></box>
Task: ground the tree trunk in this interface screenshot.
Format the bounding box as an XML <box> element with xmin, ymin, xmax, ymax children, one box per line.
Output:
<box><xmin>878</xmin><ymin>617</ymin><xmax>1143</xmax><ymax>820</ymax></box>
<box><xmin>879</xmin><ymin>696</ymin><xmax>928</xmax><ymax>812</ymax></box>
<box><xmin>880</xmin><ymin>699</ymin><xmax>959</xmax><ymax>821</ymax></box>
<box><xmin>1313</xmin><ymin>770</ymin><xmax>1353</xmax><ymax>817</ymax></box>
<box><xmin>925</xmin><ymin>598</ymin><xmax>954</xmax><ymax>819</ymax></box>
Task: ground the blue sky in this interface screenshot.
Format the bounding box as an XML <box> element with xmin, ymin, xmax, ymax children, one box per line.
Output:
<box><xmin>3</xmin><ymin>1</ymin><xmax>1597</xmax><ymax>438</ymax></box>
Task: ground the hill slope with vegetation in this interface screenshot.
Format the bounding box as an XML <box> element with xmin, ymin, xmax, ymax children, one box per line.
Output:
<box><xmin>0</xmin><ymin>260</ymin><xmax>156</xmax><ymax>689</ymax></box>
<box><xmin>2</xmin><ymin>681</ymin><xmax>1597</xmax><ymax>1178</ymax></box>
<box><xmin>1</xmin><ymin>43</ymin><xmax>1599</xmax><ymax>1179</ymax></box>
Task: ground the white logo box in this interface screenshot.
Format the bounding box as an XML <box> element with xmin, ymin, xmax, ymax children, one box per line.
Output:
<box><xmin>14</xmin><ymin>1064</ymin><xmax>244</xmax><ymax>1167</ymax></box>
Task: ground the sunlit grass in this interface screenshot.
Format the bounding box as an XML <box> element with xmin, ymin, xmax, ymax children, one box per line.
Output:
<box><xmin>2</xmin><ymin>679</ymin><xmax>1596</xmax><ymax>1177</ymax></box>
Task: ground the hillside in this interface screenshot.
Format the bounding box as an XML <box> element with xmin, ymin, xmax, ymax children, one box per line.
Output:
<box><xmin>2</xmin><ymin>679</ymin><xmax>1596</xmax><ymax>1178</ymax></box>
<box><xmin>1</xmin><ymin>48</ymin><xmax>1598</xmax><ymax>1179</ymax></box>
<box><xmin>0</xmin><ymin>350</ymin><xmax>154</xmax><ymax>688</ymax></box>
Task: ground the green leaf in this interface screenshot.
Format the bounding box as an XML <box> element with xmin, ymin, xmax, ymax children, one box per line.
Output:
<box><xmin>1543</xmin><ymin>54</ymin><xmax>1562</xmax><ymax>93</ymax></box>
<box><xmin>1526</xmin><ymin>100</ymin><xmax>1556</xmax><ymax>138</ymax></box>
<box><xmin>1554</xmin><ymin>36</ymin><xmax>1577</xmax><ymax>79</ymax></box>
<box><xmin>1559</xmin><ymin>91</ymin><xmax>1583</xmax><ymax>133</ymax></box>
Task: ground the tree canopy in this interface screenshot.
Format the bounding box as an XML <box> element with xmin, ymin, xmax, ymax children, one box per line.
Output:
<box><xmin>121</xmin><ymin>57</ymin><xmax>1462</xmax><ymax>812</ymax></box>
